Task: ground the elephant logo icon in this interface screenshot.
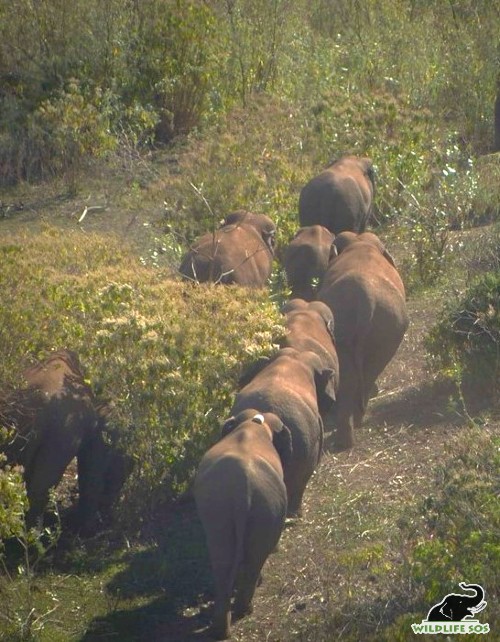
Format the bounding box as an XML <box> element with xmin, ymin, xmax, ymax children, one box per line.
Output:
<box><xmin>411</xmin><ymin>583</ymin><xmax>489</xmax><ymax>635</ymax></box>
<box><xmin>426</xmin><ymin>583</ymin><xmax>487</xmax><ymax>622</ymax></box>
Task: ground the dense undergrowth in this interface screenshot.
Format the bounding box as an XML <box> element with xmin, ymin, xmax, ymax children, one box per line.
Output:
<box><xmin>0</xmin><ymin>229</ymin><xmax>283</xmax><ymax>530</ymax></box>
<box><xmin>1</xmin><ymin>0</ymin><xmax>500</xmax><ymax>639</ymax></box>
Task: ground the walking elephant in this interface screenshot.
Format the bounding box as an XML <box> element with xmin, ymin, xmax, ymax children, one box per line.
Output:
<box><xmin>0</xmin><ymin>350</ymin><xmax>127</xmax><ymax>530</ymax></box>
<box><xmin>281</xmin><ymin>299</ymin><xmax>340</xmax><ymax>432</ymax></box>
<box><xmin>232</xmin><ymin>347</ymin><xmax>337</xmax><ymax>516</ymax></box>
<box><xmin>299</xmin><ymin>156</ymin><xmax>375</xmax><ymax>235</ymax></box>
<box><xmin>318</xmin><ymin>232</ymin><xmax>408</xmax><ymax>451</ymax></box>
<box><xmin>194</xmin><ymin>410</ymin><xmax>291</xmax><ymax>640</ymax></box>
<box><xmin>281</xmin><ymin>299</ymin><xmax>339</xmax><ymax>392</ymax></box>
<box><xmin>179</xmin><ymin>210</ymin><xmax>276</xmax><ymax>287</ymax></box>
<box><xmin>284</xmin><ymin>226</ymin><xmax>335</xmax><ymax>301</ymax></box>
<box><xmin>426</xmin><ymin>583</ymin><xmax>487</xmax><ymax>622</ymax></box>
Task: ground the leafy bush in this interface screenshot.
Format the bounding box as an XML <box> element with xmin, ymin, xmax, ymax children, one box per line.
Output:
<box><xmin>426</xmin><ymin>270</ymin><xmax>500</xmax><ymax>400</ymax></box>
<box><xmin>0</xmin><ymin>0</ymin><xmax>223</xmax><ymax>184</ymax></box>
<box><xmin>398</xmin><ymin>427</ymin><xmax>500</xmax><ymax>637</ymax></box>
<box><xmin>0</xmin><ymin>453</ymin><xmax>28</xmax><ymax>544</ymax></box>
<box><xmin>412</xmin><ymin>429</ymin><xmax>500</xmax><ymax>603</ymax></box>
<box><xmin>0</xmin><ymin>229</ymin><xmax>284</xmax><ymax>529</ymax></box>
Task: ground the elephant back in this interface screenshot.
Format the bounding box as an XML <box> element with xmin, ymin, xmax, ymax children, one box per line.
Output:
<box><xmin>299</xmin><ymin>155</ymin><xmax>374</xmax><ymax>235</ymax></box>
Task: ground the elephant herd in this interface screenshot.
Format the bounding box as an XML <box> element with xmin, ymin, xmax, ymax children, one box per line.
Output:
<box><xmin>0</xmin><ymin>154</ymin><xmax>408</xmax><ymax>639</ymax></box>
<box><xmin>184</xmin><ymin>155</ymin><xmax>409</xmax><ymax>639</ymax></box>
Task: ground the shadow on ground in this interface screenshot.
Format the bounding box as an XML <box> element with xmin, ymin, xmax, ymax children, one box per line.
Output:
<box><xmin>79</xmin><ymin>500</ymin><xmax>215</xmax><ymax>642</ymax></box>
<box><xmin>368</xmin><ymin>378</ymin><xmax>466</xmax><ymax>428</ymax></box>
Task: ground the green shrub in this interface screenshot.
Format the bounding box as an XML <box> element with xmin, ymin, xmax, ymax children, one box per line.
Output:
<box><xmin>406</xmin><ymin>428</ymin><xmax>500</xmax><ymax>627</ymax></box>
<box><xmin>426</xmin><ymin>271</ymin><xmax>500</xmax><ymax>400</ymax></box>
<box><xmin>0</xmin><ymin>453</ymin><xmax>28</xmax><ymax>544</ymax></box>
<box><xmin>0</xmin><ymin>229</ymin><xmax>284</xmax><ymax>529</ymax></box>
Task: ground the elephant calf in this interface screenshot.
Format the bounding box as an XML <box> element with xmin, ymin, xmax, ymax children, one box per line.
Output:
<box><xmin>232</xmin><ymin>347</ymin><xmax>336</xmax><ymax>517</ymax></box>
<box><xmin>318</xmin><ymin>232</ymin><xmax>408</xmax><ymax>450</ymax></box>
<box><xmin>299</xmin><ymin>155</ymin><xmax>375</xmax><ymax>235</ymax></box>
<box><xmin>194</xmin><ymin>410</ymin><xmax>291</xmax><ymax>640</ymax></box>
<box><xmin>179</xmin><ymin>210</ymin><xmax>276</xmax><ymax>288</ymax></box>
<box><xmin>284</xmin><ymin>225</ymin><xmax>334</xmax><ymax>301</ymax></box>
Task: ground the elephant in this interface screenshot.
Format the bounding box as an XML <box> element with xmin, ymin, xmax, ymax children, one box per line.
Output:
<box><xmin>284</xmin><ymin>225</ymin><xmax>335</xmax><ymax>300</ymax></box>
<box><xmin>76</xmin><ymin>401</ymin><xmax>133</xmax><ymax>532</ymax></box>
<box><xmin>318</xmin><ymin>232</ymin><xmax>408</xmax><ymax>451</ymax></box>
<box><xmin>179</xmin><ymin>210</ymin><xmax>276</xmax><ymax>287</ymax></box>
<box><xmin>280</xmin><ymin>298</ymin><xmax>339</xmax><ymax>393</ymax></box>
<box><xmin>0</xmin><ymin>350</ymin><xmax>127</xmax><ymax>530</ymax></box>
<box><xmin>194</xmin><ymin>409</ymin><xmax>292</xmax><ymax>640</ymax></box>
<box><xmin>426</xmin><ymin>583</ymin><xmax>487</xmax><ymax>621</ymax></box>
<box><xmin>231</xmin><ymin>347</ymin><xmax>337</xmax><ymax>517</ymax></box>
<box><xmin>298</xmin><ymin>155</ymin><xmax>375</xmax><ymax>235</ymax></box>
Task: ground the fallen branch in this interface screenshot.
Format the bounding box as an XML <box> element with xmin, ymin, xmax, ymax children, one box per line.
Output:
<box><xmin>78</xmin><ymin>205</ymin><xmax>106</xmax><ymax>224</ymax></box>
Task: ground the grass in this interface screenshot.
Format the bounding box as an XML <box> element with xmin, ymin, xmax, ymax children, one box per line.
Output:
<box><xmin>1</xmin><ymin>3</ymin><xmax>500</xmax><ymax>636</ymax></box>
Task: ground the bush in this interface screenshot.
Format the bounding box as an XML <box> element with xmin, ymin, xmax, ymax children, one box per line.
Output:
<box><xmin>0</xmin><ymin>229</ymin><xmax>284</xmax><ymax>529</ymax></box>
<box><xmin>407</xmin><ymin>428</ymin><xmax>500</xmax><ymax>621</ymax></box>
<box><xmin>426</xmin><ymin>270</ymin><xmax>500</xmax><ymax>400</ymax></box>
<box><xmin>0</xmin><ymin>453</ymin><xmax>28</xmax><ymax>545</ymax></box>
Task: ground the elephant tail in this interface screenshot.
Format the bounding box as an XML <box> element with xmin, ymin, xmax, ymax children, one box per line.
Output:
<box><xmin>228</xmin><ymin>479</ymin><xmax>252</xmax><ymax>595</ymax></box>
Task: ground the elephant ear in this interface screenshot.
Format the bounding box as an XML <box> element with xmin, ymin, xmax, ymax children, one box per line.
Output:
<box><xmin>331</xmin><ymin>232</ymin><xmax>356</xmax><ymax>257</ymax></box>
<box><xmin>262</xmin><ymin>229</ymin><xmax>276</xmax><ymax>254</ymax></box>
<box><xmin>238</xmin><ymin>356</ymin><xmax>271</xmax><ymax>389</ymax></box>
<box><xmin>315</xmin><ymin>367</ymin><xmax>337</xmax><ymax>414</ymax></box>
<box><xmin>365</xmin><ymin>162</ymin><xmax>375</xmax><ymax>192</ymax></box>
<box><xmin>221</xmin><ymin>416</ymin><xmax>237</xmax><ymax>439</ymax></box>
<box><xmin>309</xmin><ymin>302</ymin><xmax>335</xmax><ymax>342</ymax></box>
<box><xmin>281</xmin><ymin>298</ymin><xmax>308</xmax><ymax>314</ymax></box>
<box><xmin>262</xmin><ymin>412</ymin><xmax>292</xmax><ymax>468</ymax></box>
<box><xmin>326</xmin><ymin>318</ymin><xmax>336</xmax><ymax>344</ymax></box>
<box><xmin>328</xmin><ymin>241</ymin><xmax>338</xmax><ymax>263</ymax></box>
<box><xmin>273</xmin><ymin>424</ymin><xmax>292</xmax><ymax>469</ymax></box>
<box><xmin>269</xmin><ymin>422</ymin><xmax>293</xmax><ymax>469</ymax></box>
<box><xmin>382</xmin><ymin>247</ymin><xmax>397</xmax><ymax>268</ymax></box>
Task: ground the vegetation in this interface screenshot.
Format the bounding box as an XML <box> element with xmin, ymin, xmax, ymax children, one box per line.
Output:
<box><xmin>0</xmin><ymin>229</ymin><xmax>283</xmax><ymax>529</ymax></box>
<box><xmin>0</xmin><ymin>0</ymin><xmax>499</xmax><ymax>639</ymax></box>
<box><xmin>427</xmin><ymin>223</ymin><xmax>500</xmax><ymax>401</ymax></box>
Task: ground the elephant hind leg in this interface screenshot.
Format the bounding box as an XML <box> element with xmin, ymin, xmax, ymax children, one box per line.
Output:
<box><xmin>25</xmin><ymin>441</ymin><xmax>76</xmax><ymax>526</ymax></box>
<box><xmin>203</xmin><ymin>520</ymin><xmax>239</xmax><ymax>640</ymax></box>
<box><xmin>210</xmin><ymin>561</ymin><xmax>234</xmax><ymax>640</ymax></box>
<box><xmin>233</xmin><ymin>521</ymin><xmax>281</xmax><ymax>620</ymax></box>
<box><xmin>232</xmin><ymin>562</ymin><xmax>259</xmax><ymax>621</ymax></box>
<box><xmin>284</xmin><ymin>473</ymin><xmax>308</xmax><ymax>517</ymax></box>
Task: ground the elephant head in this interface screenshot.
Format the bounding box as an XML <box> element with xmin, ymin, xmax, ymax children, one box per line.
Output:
<box><xmin>426</xmin><ymin>583</ymin><xmax>487</xmax><ymax>622</ymax></box>
<box><xmin>239</xmin><ymin>348</ymin><xmax>336</xmax><ymax>414</ymax></box>
<box><xmin>179</xmin><ymin>210</ymin><xmax>276</xmax><ymax>287</ymax></box>
<box><xmin>283</xmin><ymin>225</ymin><xmax>334</xmax><ymax>300</ymax></box>
<box><xmin>282</xmin><ymin>299</ymin><xmax>336</xmax><ymax>344</ymax></box>
<box><xmin>330</xmin><ymin>231</ymin><xmax>397</xmax><ymax>268</ymax></box>
<box><xmin>222</xmin><ymin>210</ymin><xmax>276</xmax><ymax>254</ymax></box>
<box><xmin>221</xmin><ymin>409</ymin><xmax>292</xmax><ymax>468</ymax></box>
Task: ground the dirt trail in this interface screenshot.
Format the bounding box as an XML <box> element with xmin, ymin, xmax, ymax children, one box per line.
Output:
<box><xmin>171</xmin><ymin>291</ymin><xmax>469</xmax><ymax>642</ymax></box>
